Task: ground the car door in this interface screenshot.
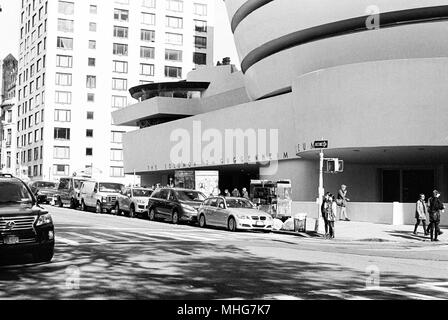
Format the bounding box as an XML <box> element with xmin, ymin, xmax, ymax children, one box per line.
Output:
<box><xmin>166</xmin><ymin>190</ymin><xmax>178</xmax><ymax>217</ymax></box>
<box><xmin>206</xmin><ymin>198</ymin><xmax>218</xmax><ymax>225</ymax></box>
<box><xmin>155</xmin><ymin>189</ymin><xmax>170</xmax><ymax>218</ymax></box>
<box><xmin>122</xmin><ymin>188</ymin><xmax>132</xmax><ymax>212</ymax></box>
<box><xmin>215</xmin><ymin>198</ymin><xmax>229</xmax><ymax>227</ymax></box>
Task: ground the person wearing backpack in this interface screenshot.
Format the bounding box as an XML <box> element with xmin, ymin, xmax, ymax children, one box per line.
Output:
<box><xmin>427</xmin><ymin>190</ymin><xmax>445</xmax><ymax>242</ymax></box>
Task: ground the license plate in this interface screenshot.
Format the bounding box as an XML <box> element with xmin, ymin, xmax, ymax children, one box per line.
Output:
<box><xmin>256</xmin><ymin>221</ymin><xmax>265</xmax><ymax>227</ymax></box>
<box><xmin>4</xmin><ymin>236</ymin><xmax>19</xmax><ymax>245</ymax></box>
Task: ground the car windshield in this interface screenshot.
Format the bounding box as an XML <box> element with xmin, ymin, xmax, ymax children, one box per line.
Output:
<box><xmin>34</xmin><ymin>182</ymin><xmax>57</xmax><ymax>189</ymax></box>
<box><xmin>58</xmin><ymin>178</ymin><xmax>70</xmax><ymax>190</ymax></box>
<box><xmin>0</xmin><ymin>181</ymin><xmax>33</xmax><ymax>204</ymax></box>
<box><xmin>175</xmin><ymin>190</ymin><xmax>206</xmax><ymax>202</ymax></box>
<box><xmin>99</xmin><ymin>183</ymin><xmax>123</xmax><ymax>193</ymax></box>
<box><xmin>133</xmin><ymin>189</ymin><xmax>152</xmax><ymax>197</ymax></box>
<box><xmin>74</xmin><ymin>180</ymin><xmax>86</xmax><ymax>189</ymax></box>
<box><xmin>226</xmin><ymin>198</ymin><xmax>254</xmax><ymax>209</ymax></box>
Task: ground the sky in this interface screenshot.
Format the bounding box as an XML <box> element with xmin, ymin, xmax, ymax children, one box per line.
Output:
<box><xmin>0</xmin><ymin>0</ymin><xmax>240</xmax><ymax>67</ymax></box>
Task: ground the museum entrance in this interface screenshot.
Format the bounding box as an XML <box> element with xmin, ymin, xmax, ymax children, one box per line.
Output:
<box><xmin>381</xmin><ymin>169</ymin><xmax>435</xmax><ymax>203</ymax></box>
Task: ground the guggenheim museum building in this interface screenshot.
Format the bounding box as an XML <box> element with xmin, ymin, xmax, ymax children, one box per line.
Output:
<box><xmin>113</xmin><ymin>0</ymin><xmax>448</xmax><ymax>217</ymax></box>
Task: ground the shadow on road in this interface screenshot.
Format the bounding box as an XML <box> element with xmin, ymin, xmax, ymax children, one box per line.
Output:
<box><xmin>1</xmin><ymin>235</ymin><xmax>448</xmax><ymax>300</ymax></box>
<box><xmin>386</xmin><ymin>230</ymin><xmax>430</xmax><ymax>242</ymax></box>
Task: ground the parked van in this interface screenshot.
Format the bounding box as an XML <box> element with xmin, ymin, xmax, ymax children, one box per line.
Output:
<box><xmin>79</xmin><ymin>181</ymin><xmax>124</xmax><ymax>214</ymax></box>
<box><xmin>55</xmin><ymin>176</ymin><xmax>91</xmax><ymax>209</ymax></box>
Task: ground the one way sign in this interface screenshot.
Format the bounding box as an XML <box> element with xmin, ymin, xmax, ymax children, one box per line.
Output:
<box><xmin>313</xmin><ymin>140</ymin><xmax>329</xmax><ymax>149</ymax></box>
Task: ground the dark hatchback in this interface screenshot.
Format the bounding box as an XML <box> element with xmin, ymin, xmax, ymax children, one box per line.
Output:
<box><xmin>147</xmin><ymin>188</ymin><xmax>206</xmax><ymax>224</ymax></box>
<box><xmin>0</xmin><ymin>174</ymin><xmax>55</xmax><ymax>263</ymax></box>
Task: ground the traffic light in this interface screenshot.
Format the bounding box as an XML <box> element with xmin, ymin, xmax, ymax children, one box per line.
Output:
<box><xmin>324</xmin><ymin>159</ymin><xmax>344</xmax><ymax>173</ymax></box>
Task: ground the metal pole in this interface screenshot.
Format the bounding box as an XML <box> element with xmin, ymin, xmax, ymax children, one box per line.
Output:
<box><xmin>315</xmin><ymin>150</ymin><xmax>325</xmax><ymax>232</ymax></box>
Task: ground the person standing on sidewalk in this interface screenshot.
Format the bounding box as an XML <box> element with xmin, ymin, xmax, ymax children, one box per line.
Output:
<box><xmin>414</xmin><ymin>193</ymin><xmax>429</xmax><ymax>236</ymax></box>
<box><xmin>428</xmin><ymin>190</ymin><xmax>445</xmax><ymax>242</ymax></box>
<box><xmin>337</xmin><ymin>184</ymin><xmax>350</xmax><ymax>221</ymax></box>
<box><xmin>326</xmin><ymin>194</ymin><xmax>337</xmax><ymax>239</ymax></box>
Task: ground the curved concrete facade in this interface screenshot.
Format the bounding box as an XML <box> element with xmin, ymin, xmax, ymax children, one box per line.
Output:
<box><xmin>224</xmin><ymin>0</ymin><xmax>448</xmax><ymax>100</ymax></box>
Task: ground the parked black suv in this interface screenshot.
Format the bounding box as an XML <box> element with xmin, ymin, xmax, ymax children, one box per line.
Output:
<box><xmin>147</xmin><ymin>188</ymin><xmax>206</xmax><ymax>224</ymax></box>
<box><xmin>0</xmin><ymin>174</ymin><xmax>55</xmax><ymax>263</ymax></box>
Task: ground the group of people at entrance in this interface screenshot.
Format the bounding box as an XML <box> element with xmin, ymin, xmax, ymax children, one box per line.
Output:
<box><xmin>223</xmin><ymin>188</ymin><xmax>250</xmax><ymax>199</ymax></box>
<box><xmin>414</xmin><ymin>190</ymin><xmax>445</xmax><ymax>242</ymax></box>
<box><xmin>320</xmin><ymin>185</ymin><xmax>351</xmax><ymax>239</ymax></box>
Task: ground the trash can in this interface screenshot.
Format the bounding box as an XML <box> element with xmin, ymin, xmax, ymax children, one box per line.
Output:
<box><xmin>294</xmin><ymin>213</ymin><xmax>307</xmax><ymax>232</ymax></box>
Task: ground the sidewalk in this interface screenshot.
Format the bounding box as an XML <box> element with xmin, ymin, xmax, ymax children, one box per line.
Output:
<box><xmin>273</xmin><ymin>219</ymin><xmax>448</xmax><ymax>243</ymax></box>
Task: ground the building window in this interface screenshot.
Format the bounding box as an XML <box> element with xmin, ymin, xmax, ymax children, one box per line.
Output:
<box><xmin>55</xmin><ymin>72</ymin><xmax>72</xmax><ymax>86</ymax></box>
<box><xmin>90</xmin><ymin>5</ymin><xmax>97</xmax><ymax>14</ymax></box>
<box><xmin>89</xmin><ymin>22</ymin><xmax>97</xmax><ymax>32</ymax></box>
<box><xmin>193</xmin><ymin>52</ymin><xmax>206</xmax><ymax>65</ymax></box>
<box><xmin>142</xmin><ymin>12</ymin><xmax>156</xmax><ymax>25</ymax></box>
<box><xmin>141</xmin><ymin>29</ymin><xmax>155</xmax><ymax>42</ymax></box>
<box><xmin>86</xmin><ymin>148</ymin><xmax>93</xmax><ymax>156</ymax></box>
<box><xmin>140</xmin><ymin>46</ymin><xmax>155</xmax><ymax>59</ymax></box>
<box><xmin>165</xmin><ymin>32</ymin><xmax>183</xmax><ymax>45</ymax></box>
<box><xmin>112</xmin><ymin>96</ymin><xmax>127</xmax><ymax>109</ymax></box>
<box><xmin>57</xmin><ymin>36</ymin><xmax>73</xmax><ymax>50</ymax></box>
<box><xmin>87</xmin><ymin>93</ymin><xmax>95</xmax><ymax>102</ymax></box>
<box><xmin>113</xmin><ymin>60</ymin><xmax>128</xmax><ymax>73</ymax></box>
<box><xmin>112</xmin><ymin>78</ymin><xmax>127</xmax><ymax>91</ymax></box>
<box><xmin>54</xmin><ymin>127</ymin><xmax>71</xmax><ymax>140</ymax></box>
<box><xmin>193</xmin><ymin>3</ymin><xmax>207</xmax><ymax>16</ymax></box>
<box><xmin>165</xmin><ymin>49</ymin><xmax>182</xmax><ymax>62</ymax></box>
<box><xmin>194</xmin><ymin>36</ymin><xmax>207</xmax><ymax>49</ymax></box>
<box><xmin>140</xmin><ymin>63</ymin><xmax>155</xmax><ymax>76</ymax></box>
<box><xmin>54</xmin><ymin>109</ymin><xmax>71</xmax><ymax>122</ymax></box>
<box><xmin>88</xmin><ymin>57</ymin><xmax>96</xmax><ymax>66</ymax></box>
<box><xmin>142</xmin><ymin>0</ymin><xmax>156</xmax><ymax>8</ymax></box>
<box><xmin>58</xmin><ymin>1</ymin><xmax>74</xmax><ymax>15</ymax></box>
<box><xmin>55</xmin><ymin>91</ymin><xmax>72</xmax><ymax>104</ymax></box>
<box><xmin>86</xmin><ymin>129</ymin><xmax>94</xmax><ymax>138</ymax></box>
<box><xmin>57</xmin><ymin>18</ymin><xmax>74</xmax><ymax>32</ymax></box>
<box><xmin>164</xmin><ymin>66</ymin><xmax>182</xmax><ymax>78</ymax></box>
<box><xmin>86</xmin><ymin>75</ymin><xmax>97</xmax><ymax>88</ymax></box>
<box><xmin>114</xmin><ymin>8</ymin><xmax>129</xmax><ymax>22</ymax></box>
<box><xmin>56</xmin><ymin>55</ymin><xmax>73</xmax><ymax>68</ymax></box>
<box><xmin>87</xmin><ymin>111</ymin><xmax>94</xmax><ymax>120</ymax></box>
<box><xmin>110</xmin><ymin>167</ymin><xmax>124</xmax><ymax>177</ymax></box>
<box><xmin>53</xmin><ymin>164</ymin><xmax>70</xmax><ymax>176</ymax></box>
<box><xmin>194</xmin><ymin>19</ymin><xmax>207</xmax><ymax>33</ymax></box>
<box><xmin>113</xmin><ymin>43</ymin><xmax>128</xmax><ymax>56</ymax></box>
<box><xmin>166</xmin><ymin>16</ymin><xmax>183</xmax><ymax>29</ymax></box>
<box><xmin>54</xmin><ymin>146</ymin><xmax>70</xmax><ymax>159</ymax></box>
<box><xmin>113</xmin><ymin>26</ymin><xmax>128</xmax><ymax>38</ymax></box>
<box><xmin>166</xmin><ymin>0</ymin><xmax>183</xmax><ymax>12</ymax></box>
<box><xmin>110</xmin><ymin>149</ymin><xmax>123</xmax><ymax>161</ymax></box>
<box><xmin>111</xmin><ymin>131</ymin><xmax>124</xmax><ymax>143</ymax></box>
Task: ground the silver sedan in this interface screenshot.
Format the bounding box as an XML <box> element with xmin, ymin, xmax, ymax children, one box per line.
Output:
<box><xmin>197</xmin><ymin>197</ymin><xmax>273</xmax><ymax>232</ymax></box>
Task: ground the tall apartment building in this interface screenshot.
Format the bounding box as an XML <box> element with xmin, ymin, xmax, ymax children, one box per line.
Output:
<box><xmin>0</xmin><ymin>54</ymin><xmax>19</xmax><ymax>176</ymax></box>
<box><xmin>17</xmin><ymin>0</ymin><xmax>214</xmax><ymax>183</ymax></box>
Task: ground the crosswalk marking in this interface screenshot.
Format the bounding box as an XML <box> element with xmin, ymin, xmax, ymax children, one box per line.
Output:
<box><xmin>92</xmin><ymin>232</ymin><xmax>131</xmax><ymax>241</ymax></box>
<box><xmin>311</xmin><ymin>289</ymin><xmax>372</xmax><ymax>300</ymax></box>
<box><xmin>64</xmin><ymin>232</ymin><xmax>108</xmax><ymax>244</ymax></box>
<box><xmin>412</xmin><ymin>282</ymin><xmax>448</xmax><ymax>294</ymax></box>
<box><xmin>117</xmin><ymin>232</ymin><xmax>167</xmax><ymax>241</ymax></box>
<box><xmin>375</xmin><ymin>287</ymin><xmax>436</xmax><ymax>300</ymax></box>
<box><xmin>56</xmin><ymin>236</ymin><xmax>80</xmax><ymax>246</ymax></box>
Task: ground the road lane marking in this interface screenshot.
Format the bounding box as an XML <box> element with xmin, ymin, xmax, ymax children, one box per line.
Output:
<box><xmin>412</xmin><ymin>282</ymin><xmax>448</xmax><ymax>294</ymax></box>
<box><xmin>56</xmin><ymin>236</ymin><xmax>79</xmax><ymax>246</ymax></box>
<box><xmin>312</xmin><ymin>289</ymin><xmax>371</xmax><ymax>300</ymax></box>
<box><xmin>92</xmin><ymin>232</ymin><xmax>130</xmax><ymax>241</ymax></box>
<box><xmin>375</xmin><ymin>287</ymin><xmax>436</xmax><ymax>300</ymax></box>
<box><xmin>64</xmin><ymin>232</ymin><xmax>108</xmax><ymax>244</ymax></box>
<box><xmin>117</xmin><ymin>232</ymin><xmax>173</xmax><ymax>241</ymax></box>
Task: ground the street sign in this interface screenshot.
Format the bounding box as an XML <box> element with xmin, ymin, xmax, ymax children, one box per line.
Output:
<box><xmin>313</xmin><ymin>140</ymin><xmax>329</xmax><ymax>149</ymax></box>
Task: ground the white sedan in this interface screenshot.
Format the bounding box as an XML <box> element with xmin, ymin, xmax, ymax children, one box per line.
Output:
<box><xmin>198</xmin><ymin>197</ymin><xmax>273</xmax><ymax>232</ymax></box>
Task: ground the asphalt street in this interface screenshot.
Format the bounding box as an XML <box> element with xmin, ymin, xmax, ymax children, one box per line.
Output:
<box><xmin>1</xmin><ymin>205</ymin><xmax>448</xmax><ymax>300</ymax></box>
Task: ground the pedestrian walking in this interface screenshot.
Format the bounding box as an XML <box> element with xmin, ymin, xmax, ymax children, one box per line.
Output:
<box><xmin>321</xmin><ymin>193</ymin><xmax>330</xmax><ymax>238</ymax></box>
<box><xmin>324</xmin><ymin>194</ymin><xmax>337</xmax><ymax>239</ymax></box>
<box><xmin>414</xmin><ymin>194</ymin><xmax>429</xmax><ymax>236</ymax></box>
<box><xmin>242</xmin><ymin>188</ymin><xmax>249</xmax><ymax>199</ymax></box>
<box><xmin>232</xmin><ymin>188</ymin><xmax>240</xmax><ymax>197</ymax></box>
<box><xmin>427</xmin><ymin>190</ymin><xmax>445</xmax><ymax>242</ymax></box>
<box><xmin>337</xmin><ymin>184</ymin><xmax>350</xmax><ymax>221</ymax></box>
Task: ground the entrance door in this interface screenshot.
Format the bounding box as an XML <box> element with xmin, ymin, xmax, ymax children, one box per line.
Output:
<box><xmin>382</xmin><ymin>169</ymin><xmax>435</xmax><ymax>203</ymax></box>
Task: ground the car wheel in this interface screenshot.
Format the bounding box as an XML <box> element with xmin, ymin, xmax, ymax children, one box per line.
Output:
<box><xmin>69</xmin><ymin>198</ymin><xmax>76</xmax><ymax>209</ymax></box>
<box><xmin>33</xmin><ymin>244</ymin><xmax>54</xmax><ymax>264</ymax></box>
<box><xmin>228</xmin><ymin>217</ymin><xmax>237</xmax><ymax>232</ymax></box>
<box><xmin>199</xmin><ymin>214</ymin><xmax>206</xmax><ymax>228</ymax></box>
<box><xmin>148</xmin><ymin>208</ymin><xmax>156</xmax><ymax>221</ymax></box>
<box><xmin>96</xmin><ymin>202</ymin><xmax>103</xmax><ymax>214</ymax></box>
<box><xmin>129</xmin><ymin>205</ymin><xmax>135</xmax><ymax>218</ymax></box>
<box><xmin>81</xmin><ymin>200</ymin><xmax>87</xmax><ymax>212</ymax></box>
<box><xmin>115</xmin><ymin>203</ymin><xmax>121</xmax><ymax>216</ymax></box>
<box><xmin>172</xmin><ymin>211</ymin><xmax>179</xmax><ymax>225</ymax></box>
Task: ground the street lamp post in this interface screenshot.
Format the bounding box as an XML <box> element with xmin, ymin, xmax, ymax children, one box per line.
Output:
<box><xmin>315</xmin><ymin>149</ymin><xmax>325</xmax><ymax>232</ymax></box>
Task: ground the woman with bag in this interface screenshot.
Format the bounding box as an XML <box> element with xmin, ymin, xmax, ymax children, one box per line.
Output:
<box><xmin>337</xmin><ymin>184</ymin><xmax>350</xmax><ymax>221</ymax></box>
<box><xmin>414</xmin><ymin>194</ymin><xmax>429</xmax><ymax>236</ymax></box>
